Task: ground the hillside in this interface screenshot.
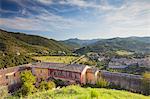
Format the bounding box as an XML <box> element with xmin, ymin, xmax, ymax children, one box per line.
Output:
<box><xmin>75</xmin><ymin>37</ymin><xmax>150</xmax><ymax>54</ymax></box>
<box><xmin>0</xmin><ymin>29</ymin><xmax>72</xmax><ymax>68</ymax></box>
<box><xmin>62</xmin><ymin>38</ymin><xmax>100</xmax><ymax>49</ymax></box>
<box><xmin>15</xmin><ymin>85</ymin><xmax>149</xmax><ymax>99</ymax></box>
<box><xmin>0</xmin><ymin>29</ymin><xmax>71</xmax><ymax>54</ymax></box>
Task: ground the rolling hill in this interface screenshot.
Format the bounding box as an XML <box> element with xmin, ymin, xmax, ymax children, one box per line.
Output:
<box><xmin>74</xmin><ymin>37</ymin><xmax>150</xmax><ymax>54</ymax></box>
<box><xmin>62</xmin><ymin>38</ymin><xmax>100</xmax><ymax>49</ymax></box>
<box><xmin>0</xmin><ymin>29</ymin><xmax>71</xmax><ymax>55</ymax></box>
<box><xmin>0</xmin><ymin>29</ymin><xmax>72</xmax><ymax>68</ymax></box>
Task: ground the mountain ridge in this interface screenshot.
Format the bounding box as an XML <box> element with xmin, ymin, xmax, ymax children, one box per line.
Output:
<box><xmin>74</xmin><ymin>37</ymin><xmax>150</xmax><ymax>54</ymax></box>
<box><xmin>0</xmin><ymin>29</ymin><xmax>71</xmax><ymax>55</ymax></box>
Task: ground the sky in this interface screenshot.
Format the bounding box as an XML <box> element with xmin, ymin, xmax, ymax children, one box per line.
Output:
<box><xmin>0</xmin><ymin>0</ymin><xmax>150</xmax><ymax>40</ymax></box>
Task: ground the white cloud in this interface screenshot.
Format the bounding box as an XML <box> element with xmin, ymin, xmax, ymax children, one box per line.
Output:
<box><xmin>1</xmin><ymin>0</ymin><xmax>150</xmax><ymax>39</ymax></box>
<box><xmin>0</xmin><ymin>12</ymin><xmax>87</xmax><ymax>33</ymax></box>
<box><xmin>103</xmin><ymin>0</ymin><xmax>150</xmax><ymax>31</ymax></box>
<box><xmin>59</xmin><ymin>0</ymin><xmax>122</xmax><ymax>10</ymax></box>
<box><xmin>36</xmin><ymin>0</ymin><xmax>53</xmax><ymax>5</ymax></box>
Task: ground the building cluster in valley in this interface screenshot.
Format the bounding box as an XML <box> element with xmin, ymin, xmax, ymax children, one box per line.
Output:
<box><xmin>108</xmin><ymin>57</ymin><xmax>150</xmax><ymax>69</ymax></box>
<box><xmin>0</xmin><ymin>62</ymin><xmax>147</xmax><ymax>93</ymax></box>
<box><xmin>87</xmin><ymin>52</ymin><xmax>150</xmax><ymax>70</ymax></box>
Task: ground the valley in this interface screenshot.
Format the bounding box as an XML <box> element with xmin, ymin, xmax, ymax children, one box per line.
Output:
<box><xmin>1</xmin><ymin>0</ymin><xmax>150</xmax><ymax>98</ymax></box>
<box><xmin>0</xmin><ymin>29</ymin><xmax>150</xmax><ymax>98</ymax></box>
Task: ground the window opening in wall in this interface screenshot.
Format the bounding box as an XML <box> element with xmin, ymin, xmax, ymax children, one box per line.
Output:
<box><xmin>14</xmin><ymin>73</ymin><xmax>16</xmax><ymax>77</ymax></box>
<box><xmin>6</xmin><ymin>76</ymin><xmax>8</xmax><ymax>79</ymax></box>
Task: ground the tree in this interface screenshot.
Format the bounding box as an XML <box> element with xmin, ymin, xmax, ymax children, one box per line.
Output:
<box><xmin>20</xmin><ymin>70</ymin><xmax>37</xmax><ymax>96</ymax></box>
<box><xmin>38</xmin><ymin>81</ymin><xmax>47</xmax><ymax>91</ymax></box>
<box><xmin>142</xmin><ymin>72</ymin><xmax>150</xmax><ymax>95</ymax></box>
<box><xmin>47</xmin><ymin>81</ymin><xmax>56</xmax><ymax>90</ymax></box>
<box><xmin>38</xmin><ymin>81</ymin><xmax>55</xmax><ymax>91</ymax></box>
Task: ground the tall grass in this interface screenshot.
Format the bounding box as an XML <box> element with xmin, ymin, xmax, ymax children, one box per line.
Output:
<box><xmin>32</xmin><ymin>56</ymin><xmax>78</xmax><ymax>64</ymax></box>
<box><xmin>16</xmin><ymin>85</ymin><xmax>149</xmax><ymax>99</ymax></box>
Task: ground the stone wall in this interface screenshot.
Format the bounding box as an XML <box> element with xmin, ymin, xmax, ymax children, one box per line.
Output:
<box><xmin>100</xmin><ymin>70</ymin><xmax>144</xmax><ymax>93</ymax></box>
<box><xmin>32</xmin><ymin>67</ymin><xmax>49</xmax><ymax>82</ymax></box>
<box><xmin>0</xmin><ymin>65</ymin><xmax>31</xmax><ymax>92</ymax></box>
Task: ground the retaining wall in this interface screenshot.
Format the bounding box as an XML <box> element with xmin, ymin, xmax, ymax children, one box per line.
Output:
<box><xmin>100</xmin><ymin>70</ymin><xmax>145</xmax><ymax>93</ymax></box>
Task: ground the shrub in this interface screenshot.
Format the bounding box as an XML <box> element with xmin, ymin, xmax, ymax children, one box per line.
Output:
<box><xmin>38</xmin><ymin>81</ymin><xmax>48</xmax><ymax>91</ymax></box>
<box><xmin>109</xmin><ymin>83</ymin><xmax>122</xmax><ymax>90</ymax></box>
<box><xmin>142</xmin><ymin>72</ymin><xmax>150</xmax><ymax>95</ymax></box>
<box><xmin>38</xmin><ymin>81</ymin><xmax>56</xmax><ymax>91</ymax></box>
<box><xmin>47</xmin><ymin>81</ymin><xmax>56</xmax><ymax>90</ymax></box>
<box><xmin>13</xmin><ymin>88</ymin><xmax>23</xmax><ymax>97</ymax></box>
<box><xmin>96</xmin><ymin>78</ymin><xmax>109</xmax><ymax>88</ymax></box>
<box><xmin>54</xmin><ymin>79</ymin><xmax>66</xmax><ymax>86</ymax></box>
<box><xmin>0</xmin><ymin>86</ymin><xmax>9</xmax><ymax>99</ymax></box>
<box><xmin>20</xmin><ymin>70</ymin><xmax>37</xmax><ymax>96</ymax></box>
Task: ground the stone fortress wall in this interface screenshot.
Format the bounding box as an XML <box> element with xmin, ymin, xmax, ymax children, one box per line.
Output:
<box><xmin>100</xmin><ymin>70</ymin><xmax>144</xmax><ymax>93</ymax></box>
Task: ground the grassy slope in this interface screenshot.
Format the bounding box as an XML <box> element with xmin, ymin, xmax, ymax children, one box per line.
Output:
<box><xmin>26</xmin><ymin>86</ymin><xmax>149</xmax><ymax>99</ymax></box>
<box><xmin>0</xmin><ymin>29</ymin><xmax>71</xmax><ymax>54</ymax></box>
<box><xmin>32</xmin><ymin>56</ymin><xmax>79</xmax><ymax>64</ymax></box>
<box><xmin>116</xmin><ymin>50</ymin><xmax>134</xmax><ymax>56</ymax></box>
<box><xmin>32</xmin><ymin>56</ymin><xmax>96</xmax><ymax>65</ymax></box>
<box><xmin>0</xmin><ymin>29</ymin><xmax>72</xmax><ymax>68</ymax></box>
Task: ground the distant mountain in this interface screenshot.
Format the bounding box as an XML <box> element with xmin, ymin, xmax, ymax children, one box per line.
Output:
<box><xmin>75</xmin><ymin>37</ymin><xmax>150</xmax><ymax>54</ymax></box>
<box><xmin>62</xmin><ymin>38</ymin><xmax>100</xmax><ymax>49</ymax></box>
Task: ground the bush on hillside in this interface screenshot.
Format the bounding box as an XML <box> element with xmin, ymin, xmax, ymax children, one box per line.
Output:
<box><xmin>38</xmin><ymin>81</ymin><xmax>56</xmax><ymax>91</ymax></box>
<box><xmin>0</xmin><ymin>86</ymin><xmax>9</xmax><ymax>99</ymax></box>
<box><xmin>0</xmin><ymin>53</ymin><xmax>35</xmax><ymax>69</ymax></box>
<box><xmin>54</xmin><ymin>79</ymin><xmax>69</xmax><ymax>87</ymax></box>
<box><xmin>96</xmin><ymin>78</ymin><xmax>109</xmax><ymax>88</ymax></box>
<box><xmin>47</xmin><ymin>81</ymin><xmax>56</xmax><ymax>90</ymax></box>
<box><xmin>20</xmin><ymin>70</ymin><xmax>37</xmax><ymax>96</ymax></box>
<box><xmin>38</xmin><ymin>81</ymin><xmax>47</xmax><ymax>91</ymax></box>
<box><xmin>142</xmin><ymin>72</ymin><xmax>150</xmax><ymax>95</ymax></box>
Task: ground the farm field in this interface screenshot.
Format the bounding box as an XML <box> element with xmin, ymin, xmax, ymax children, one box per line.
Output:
<box><xmin>32</xmin><ymin>56</ymin><xmax>79</xmax><ymax>64</ymax></box>
<box><xmin>22</xmin><ymin>85</ymin><xmax>149</xmax><ymax>99</ymax></box>
<box><xmin>116</xmin><ymin>50</ymin><xmax>134</xmax><ymax>56</ymax></box>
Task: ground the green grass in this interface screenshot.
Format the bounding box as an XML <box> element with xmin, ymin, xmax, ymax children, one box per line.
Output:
<box><xmin>22</xmin><ymin>85</ymin><xmax>149</xmax><ymax>99</ymax></box>
<box><xmin>116</xmin><ymin>50</ymin><xmax>133</xmax><ymax>56</ymax></box>
<box><xmin>32</xmin><ymin>56</ymin><xmax>79</xmax><ymax>64</ymax></box>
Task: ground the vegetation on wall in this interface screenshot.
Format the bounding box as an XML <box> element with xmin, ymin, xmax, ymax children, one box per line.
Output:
<box><xmin>96</xmin><ymin>78</ymin><xmax>110</xmax><ymax>88</ymax></box>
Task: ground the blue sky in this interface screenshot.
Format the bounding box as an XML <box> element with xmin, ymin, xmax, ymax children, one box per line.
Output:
<box><xmin>0</xmin><ymin>0</ymin><xmax>150</xmax><ymax>40</ymax></box>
